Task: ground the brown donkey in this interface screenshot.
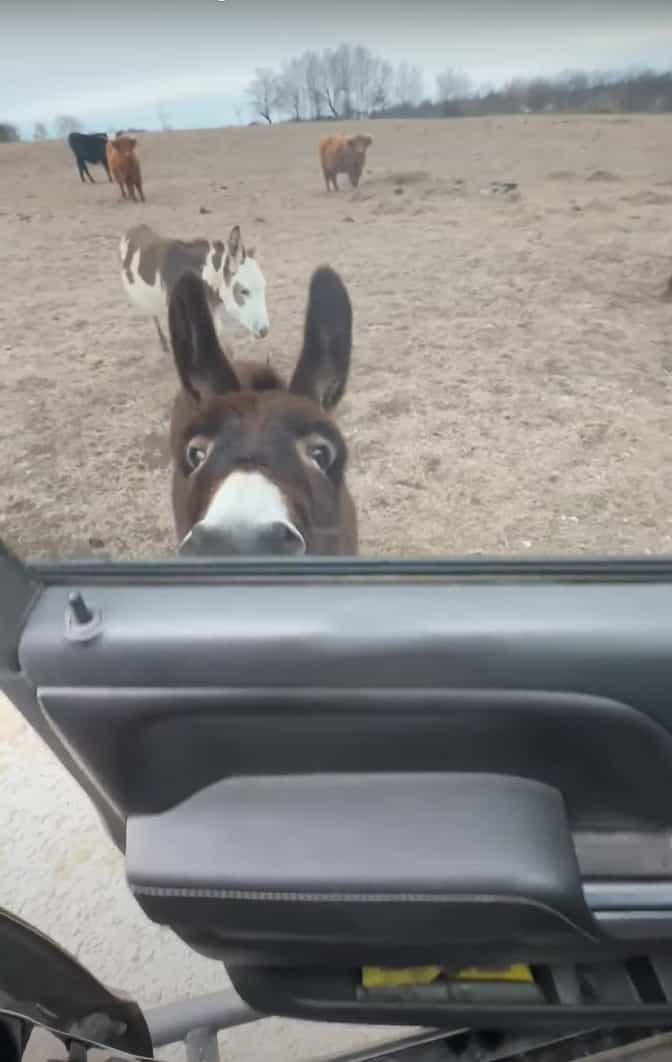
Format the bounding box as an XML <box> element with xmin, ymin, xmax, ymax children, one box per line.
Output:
<box><xmin>167</xmin><ymin>266</ymin><xmax>358</xmax><ymax>556</ymax></box>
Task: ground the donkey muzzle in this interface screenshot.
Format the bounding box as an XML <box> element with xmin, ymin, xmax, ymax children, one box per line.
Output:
<box><xmin>179</xmin><ymin>520</ymin><xmax>306</xmax><ymax>557</ymax></box>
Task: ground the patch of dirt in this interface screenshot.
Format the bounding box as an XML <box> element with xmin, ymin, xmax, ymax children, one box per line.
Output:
<box><xmin>421</xmin><ymin>177</ymin><xmax>467</xmax><ymax>198</ymax></box>
<box><xmin>587</xmin><ymin>169</ymin><xmax>622</xmax><ymax>182</ymax></box>
<box><xmin>547</xmin><ymin>169</ymin><xmax>578</xmax><ymax>180</ymax></box>
<box><xmin>380</xmin><ymin>169</ymin><xmax>432</xmax><ymax>185</ymax></box>
<box><xmin>622</xmin><ymin>189</ymin><xmax>672</xmax><ymax>206</ymax></box>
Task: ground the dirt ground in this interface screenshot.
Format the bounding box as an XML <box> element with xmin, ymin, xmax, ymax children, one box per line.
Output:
<box><xmin>2</xmin><ymin>115</ymin><xmax>672</xmax><ymax>561</ymax></box>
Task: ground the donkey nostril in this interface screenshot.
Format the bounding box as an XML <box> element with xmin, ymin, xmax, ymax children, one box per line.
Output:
<box><xmin>179</xmin><ymin>525</ymin><xmax>218</xmax><ymax>556</ymax></box>
<box><xmin>268</xmin><ymin>521</ymin><xmax>305</xmax><ymax>555</ymax></box>
<box><xmin>257</xmin><ymin>326</ymin><xmax>269</xmax><ymax>338</ymax></box>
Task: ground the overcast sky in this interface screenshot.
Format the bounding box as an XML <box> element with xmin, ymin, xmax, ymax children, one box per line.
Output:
<box><xmin>4</xmin><ymin>0</ymin><xmax>672</xmax><ymax>135</ymax></box>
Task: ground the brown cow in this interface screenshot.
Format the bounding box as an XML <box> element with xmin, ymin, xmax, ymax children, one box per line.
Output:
<box><xmin>106</xmin><ymin>135</ymin><xmax>145</xmax><ymax>202</ymax></box>
<box><xmin>167</xmin><ymin>266</ymin><xmax>357</xmax><ymax>557</ymax></box>
<box><xmin>319</xmin><ymin>134</ymin><xmax>373</xmax><ymax>192</ymax></box>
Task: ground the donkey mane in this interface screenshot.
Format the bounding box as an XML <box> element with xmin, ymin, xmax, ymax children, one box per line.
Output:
<box><xmin>234</xmin><ymin>361</ymin><xmax>286</xmax><ymax>392</ymax></box>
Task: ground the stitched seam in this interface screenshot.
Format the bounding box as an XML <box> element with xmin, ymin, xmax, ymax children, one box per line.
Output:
<box><xmin>130</xmin><ymin>886</ymin><xmax>598</xmax><ymax>941</ymax></box>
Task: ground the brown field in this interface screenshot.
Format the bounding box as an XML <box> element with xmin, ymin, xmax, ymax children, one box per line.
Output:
<box><xmin>2</xmin><ymin>115</ymin><xmax>672</xmax><ymax>561</ymax></box>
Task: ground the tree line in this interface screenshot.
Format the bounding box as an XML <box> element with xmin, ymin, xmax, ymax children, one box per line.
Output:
<box><xmin>0</xmin><ymin>114</ymin><xmax>150</xmax><ymax>144</ymax></box>
<box><xmin>4</xmin><ymin>51</ymin><xmax>672</xmax><ymax>142</ymax></box>
<box><xmin>382</xmin><ymin>66</ymin><xmax>672</xmax><ymax>120</ymax></box>
<box><xmin>246</xmin><ymin>45</ymin><xmax>672</xmax><ymax>124</ymax></box>
<box><xmin>0</xmin><ymin>114</ymin><xmax>87</xmax><ymax>144</ymax></box>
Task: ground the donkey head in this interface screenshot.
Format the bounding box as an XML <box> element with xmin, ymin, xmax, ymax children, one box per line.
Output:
<box><xmin>168</xmin><ymin>266</ymin><xmax>357</xmax><ymax>557</ymax></box>
<box><xmin>209</xmin><ymin>225</ymin><xmax>269</xmax><ymax>340</ymax></box>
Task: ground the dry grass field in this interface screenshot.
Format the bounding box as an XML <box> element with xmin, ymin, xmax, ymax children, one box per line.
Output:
<box><xmin>2</xmin><ymin>114</ymin><xmax>672</xmax><ymax>561</ymax></box>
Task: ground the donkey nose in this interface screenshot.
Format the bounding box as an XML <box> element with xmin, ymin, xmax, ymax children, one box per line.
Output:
<box><xmin>180</xmin><ymin>520</ymin><xmax>305</xmax><ymax>557</ymax></box>
<box><xmin>265</xmin><ymin>520</ymin><xmax>305</xmax><ymax>554</ymax></box>
<box><xmin>256</xmin><ymin>325</ymin><xmax>269</xmax><ymax>339</ymax></box>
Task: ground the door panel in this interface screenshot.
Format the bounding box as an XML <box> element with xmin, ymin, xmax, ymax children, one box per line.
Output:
<box><xmin>35</xmin><ymin>686</ymin><xmax>672</xmax><ymax>830</ymax></box>
<box><xmin>17</xmin><ymin>579</ymin><xmax>672</xmax><ymax>836</ymax></box>
<box><xmin>7</xmin><ymin>544</ymin><xmax>672</xmax><ymax>1028</ymax></box>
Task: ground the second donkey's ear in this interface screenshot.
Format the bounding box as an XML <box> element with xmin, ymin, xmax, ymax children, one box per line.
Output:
<box><xmin>227</xmin><ymin>225</ymin><xmax>243</xmax><ymax>268</ymax></box>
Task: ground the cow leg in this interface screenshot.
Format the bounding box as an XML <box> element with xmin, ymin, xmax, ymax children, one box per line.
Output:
<box><xmin>118</xmin><ymin>181</ymin><xmax>127</xmax><ymax>200</ymax></box>
<box><xmin>83</xmin><ymin>160</ymin><xmax>95</xmax><ymax>183</ymax></box>
<box><xmin>102</xmin><ymin>157</ymin><xmax>112</xmax><ymax>182</ymax></box>
<box><xmin>154</xmin><ymin>318</ymin><xmax>169</xmax><ymax>353</ymax></box>
<box><xmin>136</xmin><ymin>177</ymin><xmax>145</xmax><ymax>203</ymax></box>
<box><xmin>126</xmin><ymin>180</ymin><xmax>137</xmax><ymax>202</ymax></box>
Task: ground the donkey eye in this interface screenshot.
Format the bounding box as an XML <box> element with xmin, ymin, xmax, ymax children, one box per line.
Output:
<box><xmin>185</xmin><ymin>436</ymin><xmax>211</xmax><ymax>472</ymax></box>
<box><xmin>298</xmin><ymin>434</ymin><xmax>337</xmax><ymax>474</ymax></box>
<box><xmin>238</xmin><ymin>286</ymin><xmax>250</xmax><ymax>297</ymax></box>
<box><xmin>308</xmin><ymin>443</ymin><xmax>334</xmax><ymax>472</ymax></box>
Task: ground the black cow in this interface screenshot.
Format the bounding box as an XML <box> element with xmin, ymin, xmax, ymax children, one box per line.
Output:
<box><xmin>67</xmin><ymin>131</ymin><xmax>112</xmax><ymax>183</ymax></box>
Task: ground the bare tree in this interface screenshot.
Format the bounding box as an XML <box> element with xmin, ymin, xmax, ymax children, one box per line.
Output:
<box><xmin>54</xmin><ymin>114</ymin><xmax>83</xmax><ymax>137</ymax></box>
<box><xmin>309</xmin><ymin>43</ymin><xmax>390</xmax><ymax>119</ymax></box>
<box><xmin>351</xmin><ymin>45</ymin><xmax>393</xmax><ymax>115</ymax></box>
<box><xmin>33</xmin><ymin>121</ymin><xmax>48</xmax><ymax>141</ymax></box>
<box><xmin>320</xmin><ymin>48</ymin><xmax>342</xmax><ymax>118</ymax></box>
<box><xmin>351</xmin><ymin>44</ymin><xmax>374</xmax><ymax>115</ymax></box>
<box><xmin>370</xmin><ymin>57</ymin><xmax>394</xmax><ymax>113</ymax></box>
<box><xmin>503</xmin><ymin>77</ymin><xmax>531</xmax><ymax>108</ymax></box>
<box><xmin>321</xmin><ymin>45</ymin><xmax>358</xmax><ymax>117</ymax></box>
<box><xmin>436</xmin><ymin>68</ymin><xmax>472</xmax><ymax>101</ymax></box>
<box><xmin>303</xmin><ymin>50</ymin><xmax>324</xmax><ymax>119</ymax></box>
<box><xmin>475</xmin><ymin>81</ymin><xmax>496</xmax><ymax>99</ymax></box>
<box><xmin>395</xmin><ymin>62</ymin><xmax>424</xmax><ymax>107</ymax></box>
<box><xmin>526</xmin><ymin>77</ymin><xmax>553</xmax><ymax>112</ymax></box>
<box><xmin>332</xmin><ymin>43</ymin><xmax>355</xmax><ymax>117</ymax></box>
<box><xmin>276</xmin><ymin>55</ymin><xmax>307</xmax><ymax>121</ymax></box>
<box><xmin>246</xmin><ymin>67</ymin><xmax>278</xmax><ymax>124</ymax></box>
<box><xmin>234</xmin><ymin>103</ymin><xmax>243</xmax><ymax>126</ymax></box>
<box><xmin>0</xmin><ymin>121</ymin><xmax>20</xmax><ymax>143</ymax></box>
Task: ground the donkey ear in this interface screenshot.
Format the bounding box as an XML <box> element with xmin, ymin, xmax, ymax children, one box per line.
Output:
<box><xmin>289</xmin><ymin>266</ymin><xmax>352</xmax><ymax>411</ymax></box>
<box><xmin>227</xmin><ymin>224</ymin><xmax>242</xmax><ymax>262</ymax></box>
<box><xmin>168</xmin><ymin>271</ymin><xmax>240</xmax><ymax>400</ymax></box>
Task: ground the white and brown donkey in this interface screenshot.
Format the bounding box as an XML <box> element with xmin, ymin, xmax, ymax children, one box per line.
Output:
<box><xmin>166</xmin><ymin>265</ymin><xmax>357</xmax><ymax>557</ymax></box>
<box><xmin>119</xmin><ymin>222</ymin><xmax>269</xmax><ymax>352</ymax></box>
